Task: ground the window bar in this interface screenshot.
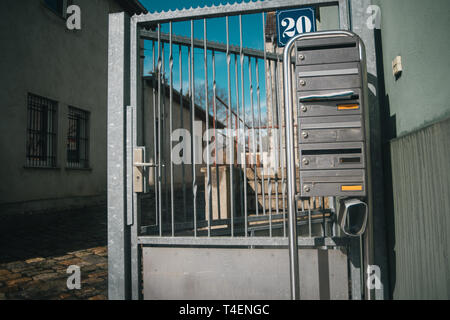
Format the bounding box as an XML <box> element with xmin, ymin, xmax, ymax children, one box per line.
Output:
<box><xmin>26</xmin><ymin>95</ymin><xmax>31</xmax><ymax>166</ymax></box>
<box><xmin>191</xmin><ymin>20</ymin><xmax>197</xmax><ymax>237</ymax></box>
<box><xmin>42</xmin><ymin>104</ymin><xmax>46</xmax><ymax>167</ymax></box>
<box><xmin>204</xmin><ymin>19</ymin><xmax>212</xmax><ymax>238</ymax></box>
<box><xmin>86</xmin><ymin>112</ymin><xmax>89</xmax><ymax>168</ymax></box>
<box><xmin>226</xmin><ymin>16</ymin><xmax>235</xmax><ymax>237</ymax></box>
<box><xmin>50</xmin><ymin>106</ymin><xmax>54</xmax><ymax>167</ymax></box>
<box><xmin>32</xmin><ymin>98</ymin><xmax>36</xmax><ymax>167</ymax></box>
<box><xmin>42</xmin><ymin>104</ymin><xmax>48</xmax><ymax>167</ymax></box>
<box><xmin>169</xmin><ymin>22</ymin><xmax>175</xmax><ymax>237</ymax></box>
<box><xmin>157</xmin><ymin>25</ymin><xmax>163</xmax><ymax>236</ymax></box>
<box><xmin>239</xmin><ymin>15</ymin><xmax>248</xmax><ymax>237</ymax></box>
<box><xmin>46</xmin><ymin>104</ymin><xmax>51</xmax><ymax>167</ymax></box>
<box><xmin>52</xmin><ymin>103</ymin><xmax>56</xmax><ymax>166</ymax></box>
<box><xmin>179</xmin><ymin>44</ymin><xmax>187</xmax><ymax>224</ymax></box>
<box><xmin>152</xmin><ymin>41</ymin><xmax>159</xmax><ymax>229</ymax></box>
<box><xmin>212</xmin><ymin>50</ymin><xmax>221</xmax><ymax>221</ymax></box>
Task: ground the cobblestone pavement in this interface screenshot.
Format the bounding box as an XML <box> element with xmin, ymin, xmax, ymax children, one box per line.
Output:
<box><xmin>0</xmin><ymin>206</ymin><xmax>107</xmax><ymax>300</ymax></box>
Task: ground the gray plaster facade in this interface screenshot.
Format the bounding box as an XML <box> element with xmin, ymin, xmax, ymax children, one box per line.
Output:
<box><xmin>0</xmin><ymin>0</ymin><xmax>145</xmax><ymax>214</ymax></box>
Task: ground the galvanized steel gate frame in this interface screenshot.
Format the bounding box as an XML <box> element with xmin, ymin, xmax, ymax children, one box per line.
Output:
<box><xmin>107</xmin><ymin>0</ymin><xmax>386</xmax><ymax>300</ymax></box>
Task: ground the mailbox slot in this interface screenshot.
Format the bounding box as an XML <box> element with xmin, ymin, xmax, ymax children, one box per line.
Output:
<box><xmin>300</xmin><ymin>169</ymin><xmax>366</xmax><ymax>197</ymax></box>
<box><xmin>297</xmin><ymin>62</ymin><xmax>361</xmax><ymax>91</ymax></box>
<box><xmin>298</xmin><ymin>88</ymin><xmax>362</xmax><ymax>117</ymax></box>
<box><xmin>299</xmin><ymin>115</ymin><xmax>364</xmax><ymax>144</ymax></box>
<box><xmin>299</xmin><ymin>142</ymin><xmax>365</xmax><ymax>170</ymax></box>
<box><xmin>296</xmin><ymin>36</ymin><xmax>359</xmax><ymax>65</ymax></box>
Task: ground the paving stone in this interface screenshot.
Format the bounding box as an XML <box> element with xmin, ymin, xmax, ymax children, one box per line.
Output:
<box><xmin>81</xmin><ymin>277</ymin><xmax>105</xmax><ymax>285</ymax></box>
<box><xmin>88</xmin><ymin>294</ymin><xmax>107</xmax><ymax>300</ymax></box>
<box><xmin>25</xmin><ymin>257</ymin><xmax>46</xmax><ymax>264</ymax></box>
<box><xmin>58</xmin><ymin>258</ymin><xmax>86</xmax><ymax>267</ymax></box>
<box><xmin>0</xmin><ymin>285</ymin><xmax>20</xmax><ymax>294</ymax></box>
<box><xmin>58</xmin><ymin>292</ymin><xmax>73</xmax><ymax>299</ymax></box>
<box><xmin>23</xmin><ymin>269</ymin><xmax>54</xmax><ymax>278</ymax></box>
<box><xmin>0</xmin><ymin>206</ymin><xmax>107</xmax><ymax>300</ymax></box>
<box><xmin>6</xmin><ymin>277</ymin><xmax>32</xmax><ymax>287</ymax></box>
<box><xmin>88</xmin><ymin>271</ymin><xmax>108</xmax><ymax>278</ymax></box>
<box><xmin>95</xmin><ymin>263</ymin><xmax>108</xmax><ymax>269</ymax></box>
<box><xmin>53</xmin><ymin>255</ymin><xmax>75</xmax><ymax>261</ymax></box>
<box><xmin>0</xmin><ymin>273</ymin><xmax>21</xmax><ymax>282</ymax></box>
<box><xmin>73</xmin><ymin>251</ymin><xmax>92</xmax><ymax>258</ymax></box>
<box><xmin>91</xmin><ymin>247</ymin><xmax>107</xmax><ymax>255</ymax></box>
<box><xmin>5</xmin><ymin>262</ymin><xmax>28</xmax><ymax>272</ymax></box>
<box><xmin>32</xmin><ymin>272</ymin><xmax>61</xmax><ymax>281</ymax></box>
<box><xmin>81</xmin><ymin>255</ymin><xmax>107</xmax><ymax>265</ymax></box>
<box><xmin>80</xmin><ymin>265</ymin><xmax>99</xmax><ymax>273</ymax></box>
<box><xmin>0</xmin><ymin>270</ymin><xmax>10</xmax><ymax>276</ymax></box>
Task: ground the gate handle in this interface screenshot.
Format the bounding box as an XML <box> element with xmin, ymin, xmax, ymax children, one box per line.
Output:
<box><xmin>134</xmin><ymin>162</ymin><xmax>164</xmax><ymax>168</ymax></box>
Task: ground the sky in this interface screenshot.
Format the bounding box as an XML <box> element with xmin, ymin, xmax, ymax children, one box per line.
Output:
<box><xmin>138</xmin><ymin>0</ymin><xmax>271</xmax><ymax>125</ymax></box>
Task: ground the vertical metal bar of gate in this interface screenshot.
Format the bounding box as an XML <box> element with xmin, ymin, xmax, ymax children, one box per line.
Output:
<box><xmin>190</xmin><ymin>20</ymin><xmax>197</xmax><ymax>237</ymax></box>
<box><xmin>239</xmin><ymin>15</ymin><xmax>249</xmax><ymax>236</ymax></box>
<box><xmin>225</xmin><ymin>16</ymin><xmax>235</xmax><ymax>236</ymax></box>
<box><xmin>169</xmin><ymin>23</ymin><xmax>175</xmax><ymax>237</ymax></box>
<box><xmin>157</xmin><ymin>25</ymin><xmax>162</xmax><ymax>237</ymax></box>
<box><xmin>204</xmin><ymin>19</ymin><xmax>213</xmax><ymax>237</ymax></box>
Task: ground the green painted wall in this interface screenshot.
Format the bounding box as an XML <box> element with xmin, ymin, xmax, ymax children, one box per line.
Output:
<box><xmin>374</xmin><ymin>0</ymin><xmax>450</xmax><ymax>137</ymax></box>
<box><xmin>373</xmin><ymin>0</ymin><xmax>450</xmax><ymax>300</ymax></box>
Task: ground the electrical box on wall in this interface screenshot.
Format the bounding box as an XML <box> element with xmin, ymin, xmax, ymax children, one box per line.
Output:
<box><xmin>392</xmin><ymin>55</ymin><xmax>403</xmax><ymax>78</ymax></box>
<box><xmin>295</xmin><ymin>34</ymin><xmax>368</xmax><ymax>197</ymax></box>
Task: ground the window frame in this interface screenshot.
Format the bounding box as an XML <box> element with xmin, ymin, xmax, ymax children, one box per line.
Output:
<box><xmin>66</xmin><ymin>106</ymin><xmax>90</xmax><ymax>169</ymax></box>
<box><xmin>26</xmin><ymin>93</ymin><xmax>59</xmax><ymax>168</ymax></box>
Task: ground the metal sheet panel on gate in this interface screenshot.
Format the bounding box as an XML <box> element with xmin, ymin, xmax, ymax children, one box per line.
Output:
<box><xmin>142</xmin><ymin>247</ymin><xmax>348</xmax><ymax>300</ymax></box>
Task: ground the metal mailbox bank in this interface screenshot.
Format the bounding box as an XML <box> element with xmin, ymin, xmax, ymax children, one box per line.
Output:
<box><xmin>296</xmin><ymin>34</ymin><xmax>368</xmax><ymax>198</ymax></box>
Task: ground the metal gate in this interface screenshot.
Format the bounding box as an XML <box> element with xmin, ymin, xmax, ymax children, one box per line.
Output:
<box><xmin>107</xmin><ymin>0</ymin><xmax>375</xmax><ymax>300</ymax></box>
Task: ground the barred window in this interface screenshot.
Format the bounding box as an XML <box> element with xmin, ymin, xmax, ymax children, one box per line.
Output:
<box><xmin>67</xmin><ymin>107</ymin><xmax>89</xmax><ymax>168</ymax></box>
<box><xmin>26</xmin><ymin>93</ymin><xmax>58</xmax><ymax>167</ymax></box>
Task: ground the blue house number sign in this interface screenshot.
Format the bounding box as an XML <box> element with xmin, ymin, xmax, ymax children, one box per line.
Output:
<box><xmin>276</xmin><ymin>8</ymin><xmax>316</xmax><ymax>47</ymax></box>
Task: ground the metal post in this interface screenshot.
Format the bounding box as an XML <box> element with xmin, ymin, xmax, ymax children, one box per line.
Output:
<box><xmin>283</xmin><ymin>36</ymin><xmax>300</xmax><ymax>301</ymax></box>
<box><xmin>107</xmin><ymin>12</ymin><xmax>131</xmax><ymax>300</ymax></box>
<box><xmin>350</xmin><ymin>0</ymin><xmax>388</xmax><ymax>300</ymax></box>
